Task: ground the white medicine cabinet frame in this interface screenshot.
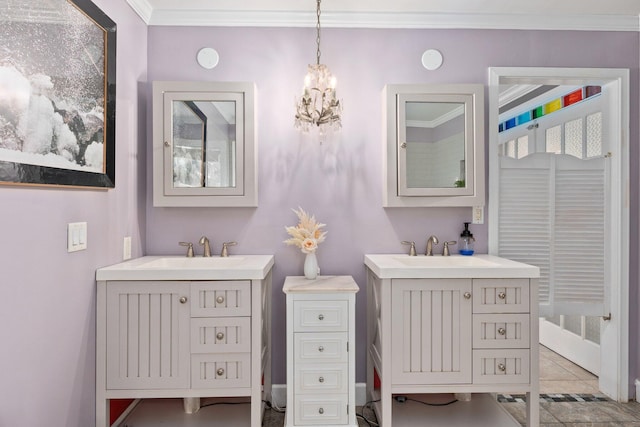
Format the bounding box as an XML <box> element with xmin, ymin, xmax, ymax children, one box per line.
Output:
<box><xmin>383</xmin><ymin>84</ymin><xmax>485</xmax><ymax>207</ymax></box>
<box><xmin>152</xmin><ymin>81</ymin><xmax>257</xmax><ymax>207</ymax></box>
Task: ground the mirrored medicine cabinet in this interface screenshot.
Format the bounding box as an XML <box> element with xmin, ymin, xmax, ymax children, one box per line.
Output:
<box><xmin>152</xmin><ymin>81</ymin><xmax>257</xmax><ymax>207</ymax></box>
<box><xmin>383</xmin><ymin>84</ymin><xmax>485</xmax><ymax>207</ymax></box>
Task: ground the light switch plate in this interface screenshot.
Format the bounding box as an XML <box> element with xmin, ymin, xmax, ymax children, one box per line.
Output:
<box><xmin>67</xmin><ymin>222</ymin><xmax>87</xmax><ymax>252</ymax></box>
<box><xmin>472</xmin><ymin>206</ymin><xmax>484</xmax><ymax>224</ymax></box>
<box><xmin>123</xmin><ymin>236</ymin><xmax>132</xmax><ymax>260</ymax></box>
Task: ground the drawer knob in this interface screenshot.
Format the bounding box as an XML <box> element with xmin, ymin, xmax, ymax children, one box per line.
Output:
<box><xmin>318</xmin><ymin>314</ymin><xmax>325</xmax><ymax>321</ymax></box>
<box><xmin>498</xmin><ymin>292</ymin><xmax>506</xmax><ymax>300</ymax></box>
<box><xmin>179</xmin><ymin>296</ymin><xmax>188</xmax><ymax>304</ymax></box>
<box><xmin>318</xmin><ymin>346</ymin><xmax>324</xmax><ymax>353</ymax></box>
<box><xmin>217</xmin><ymin>368</ymin><xmax>225</xmax><ymax>376</ymax></box>
<box><xmin>216</xmin><ymin>295</ymin><xmax>225</xmax><ymax>304</ymax></box>
<box><xmin>464</xmin><ymin>292</ymin><xmax>471</xmax><ymax>299</ymax></box>
<box><xmin>318</xmin><ymin>376</ymin><xmax>325</xmax><ymax>383</ymax></box>
<box><xmin>498</xmin><ymin>363</ymin><xmax>506</xmax><ymax>372</ymax></box>
<box><xmin>216</xmin><ymin>332</ymin><xmax>225</xmax><ymax>340</ymax></box>
<box><xmin>318</xmin><ymin>408</ymin><xmax>324</xmax><ymax>415</ymax></box>
<box><xmin>498</xmin><ymin>327</ymin><xmax>506</xmax><ymax>336</ymax></box>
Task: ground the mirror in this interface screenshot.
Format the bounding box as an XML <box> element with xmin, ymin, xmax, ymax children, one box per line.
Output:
<box><xmin>171</xmin><ymin>100</ymin><xmax>237</xmax><ymax>189</ymax></box>
<box><xmin>383</xmin><ymin>84</ymin><xmax>484</xmax><ymax>207</ymax></box>
<box><xmin>152</xmin><ymin>81</ymin><xmax>257</xmax><ymax>207</ymax></box>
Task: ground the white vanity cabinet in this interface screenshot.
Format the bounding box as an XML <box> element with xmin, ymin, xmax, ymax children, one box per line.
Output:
<box><xmin>96</xmin><ymin>255</ymin><xmax>273</xmax><ymax>427</ymax></box>
<box><xmin>364</xmin><ymin>254</ymin><xmax>540</xmax><ymax>427</ymax></box>
<box><xmin>283</xmin><ymin>276</ymin><xmax>359</xmax><ymax>427</ymax></box>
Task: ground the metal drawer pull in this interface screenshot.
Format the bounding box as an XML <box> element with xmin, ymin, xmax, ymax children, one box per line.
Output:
<box><xmin>216</xmin><ymin>332</ymin><xmax>225</xmax><ymax>340</ymax></box>
<box><xmin>464</xmin><ymin>292</ymin><xmax>471</xmax><ymax>299</ymax></box>
<box><xmin>498</xmin><ymin>292</ymin><xmax>506</xmax><ymax>300</ymax></box>
<box><xmin>497</xmin><ymin>363</ymin><xmax>506</xmax><ymax>372</ymax></box>
<box><xmin>216</xmin><ymin>295</ymin><xmax>225</xmax><ymax>304</ymax></box>
<box><xmin>318</xmin><ymin>408</ymin><xmax>324</xmax><ymax>415</ymax></box>
<box><xmin>498</xmin><ymin>327</ymin><xmax>506</xmax><ymax>336</ymax></box>
<box><xmin>217</xmin><ymin>368</ymin><xmax>225</xmax><ymax>376</ymax></box>
<box><xmin>318</xmin><ymin>346</ymin><xmax>324</xmax><ymax>352</ymax></box>
<box><xmin>318</xmin><ymin>314</ymin><xmax>325</xmax><ymax>321</ymax></box>
<box><xmin>318</xmin><ymin>376</ymin><xmax>325</xmax><ymax>383</ymax></box>
<box><xmin>179</xmin><ymin>296</ymin><xmax>188</xmax><ymax>304</ymax></box>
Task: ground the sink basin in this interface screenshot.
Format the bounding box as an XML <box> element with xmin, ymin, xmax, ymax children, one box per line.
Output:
<box><xmin>96</xmin><ymin>254</ymin><xmax>275</xmax><ymax>281</ymax></box>
<box><xmin>392</xmin><ymin>255</ymin><xmax>499</xmax><ymax>268</ymax></box>
<box><xmin>364</xmin><ymin>253</ymin><xmax>539</xmax><ymax>279</ymax></box>
<box><xmin>139</xmin><ymin>256</ymin><xmax>246</xmax><ymax>269</ymax></box>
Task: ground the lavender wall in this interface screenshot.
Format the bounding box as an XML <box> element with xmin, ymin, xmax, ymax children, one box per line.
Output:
<box><xmin>147</xmin><ymin>27</ymin><xmax>639</xmax><ymax>388</ymax></box>
<box><xmin>0</xmin><ymin>1</ymin><xmax>147</xmax><ymax>426</ymax></box>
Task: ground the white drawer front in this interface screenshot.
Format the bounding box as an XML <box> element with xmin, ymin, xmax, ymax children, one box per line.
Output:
<box><xmin>191</xmin><ymin>353</ymin><xmax>251</xmax><ymax>389</ymax></box>
<box><xmin>295</xmin><ymin>364</ymin><xmax>348</xmax><ymax>395</ymax></box>
<box><xmin>191</xmin><ymin>317</ymin><xmax>251</xmax><ymax>353</ymax></box>
<box><xmin>473</xmin><ymin>279</ymin><xmax>529</xmax><ymax>313</ymax></box>
<box><xmin>295</xmin><ymin>332</ymin><xmax>348</xmax><ymax>364</ymax></box>
<box><xmin>473</xmin><ymin>349</ymin><xmax>530</xmax><ymax>384</ymax></box>
<box><xmin>294</xmin><ymin>395</ymin><xmax>349</xmax><ymax>425</ymax></box>
<box><xmin>191</xmin><ymin>281</ymin><xmax>251</xmax><ymax>317</ymax></box>
<box><xmin>473</xmin><ymin>314</ymin><xmax>530</xmax><ymax>349</ymax></box>
<box><xmin>293</xmin><ymin>300</ymin><xmax>348</xmax><ymax>332</ymax></box>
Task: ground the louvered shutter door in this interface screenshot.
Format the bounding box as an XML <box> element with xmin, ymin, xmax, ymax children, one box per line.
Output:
<box><xmin>553</xmin><ymin>156</ymin><xmax>606</xmax><ymax>315</ymax></box>
<box><xmin>498</xmin><ymin>153</ymin><xmax>607</xmax><ymax>317</ymax></box>
<box><xmin>499</xmin><ymin>154</ymin><xmax>552</xmax><ymax>313</ymax></box>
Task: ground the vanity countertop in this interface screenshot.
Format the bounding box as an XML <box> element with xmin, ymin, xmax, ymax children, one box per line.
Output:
<box><xmin>365</xmin><ymin>253</ymin><xmax>539</xmax><ymax>279</ymax></box>
<box><xmin>96</xmin><ymin>255</ymin><xmax>274</xmax><ymax>281</ymax></box>
<box><xmin>283</xmin><ymin>275</ymin><xmax>359</xmax><ymax>294</ymax></box>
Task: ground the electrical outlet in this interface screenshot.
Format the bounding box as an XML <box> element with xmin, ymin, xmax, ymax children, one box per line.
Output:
<box><xmin>67</xmin><ymin>222</ymin><xmax>87</xmax><ymax>252</ymax></box>
<box><xmin>472</xmin><ymin>206</ymin><xmax>484</xmax><ymax>224</ymax></box>
<box><xmin>123</xmin><ymin>236</ymin><xmax>132</xmax><ymax>260</ymax></box>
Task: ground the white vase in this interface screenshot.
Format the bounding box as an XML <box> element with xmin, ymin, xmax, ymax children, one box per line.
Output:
<box><xmin>303</xmin><ymin>252</ymin><xmax>319</xmax><ymax>280</ymax></box>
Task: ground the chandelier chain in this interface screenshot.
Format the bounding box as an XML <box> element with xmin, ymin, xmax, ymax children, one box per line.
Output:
<box><xmin>315</xmin><ymin>0</ymin><xmax>321</xmax><ymax>65</ymax></box>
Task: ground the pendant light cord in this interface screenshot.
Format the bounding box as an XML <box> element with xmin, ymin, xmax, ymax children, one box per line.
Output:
<box><xmin>315</xmin><ymin>0</ymin><xmax>321</xmax><ymax>65</ymax></box>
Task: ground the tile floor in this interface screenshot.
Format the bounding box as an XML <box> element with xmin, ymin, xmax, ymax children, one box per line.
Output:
<box><xmin>262</xmin><ymin>345</ymin><xmax>640</xmax><ymax>427</ymax></box>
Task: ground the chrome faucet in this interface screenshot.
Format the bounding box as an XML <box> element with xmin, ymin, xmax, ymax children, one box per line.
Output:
<box><xmin>401</xmin><ymin>241</ymin><xmax>417</xmax><ymax>256</ymax></box>
<box><xmin>199</xmin><ymin>236</ymin><xmax>212</xmax><ymax>257</ymax></box>
<box><xmin>179</xmin><ymin>241</ymin><xmax>194</xmax><ymax>257</ymax></box>
<box><xmin>220</xmin><ymin>241</ymin><xmax>237</xmax><ymax>257</ymax></box>
<box><xmin>442</xmin><ymin>241</ymin><xmax>457</xmax><ymax>256</ymax></box>
<box><xmin>425</xmin><ymin>235</ymin><xmax>439</xmax><ymax>256</ymax></box>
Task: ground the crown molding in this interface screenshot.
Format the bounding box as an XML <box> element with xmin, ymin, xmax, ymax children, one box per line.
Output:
<box><xmin>126</xmin><ymin>1</ymin><xmax>639</xmax><ymax>32</ymax></box>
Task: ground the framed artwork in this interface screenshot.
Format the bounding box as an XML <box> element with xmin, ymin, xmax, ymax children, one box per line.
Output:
<box><xmin>0</xmin><ymin>0</ymin><xmax>116</xmax><ymax>188</ymax></box>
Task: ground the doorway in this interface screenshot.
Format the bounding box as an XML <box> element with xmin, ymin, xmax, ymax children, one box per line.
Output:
<box><xmin>488</xmin><ymin>67</ymin><xmax>630</xmax><ymax>402</ymax></box>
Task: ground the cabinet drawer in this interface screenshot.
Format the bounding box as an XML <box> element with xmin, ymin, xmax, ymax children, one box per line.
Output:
<box><xmin>295</xmin><ymin>332</ymin><xmax>348</xmax><ymax>364</ymax></box>
<box><xmin>293</xmin><ymin>300</ymin><xmax>348</xmax><ymax>332</ymax></box>
<box><xmin>473</xmin><ymin>349</ymin><xmax>530</xmax><ymax>384</ymax></box>
<box><xmin>473</xmin><ymin>279</ymin><xmax>529</xmax><ymax>313</ymax></box>
<box><xmin>191</xmin><ymin>317</ymin><xmax>250</xmax><ymax>353</ymax></box>
<box><xmin>473</xmin><ymin>314</ymin><xmax>530</xmax><ymax>349</ymax></box>
<box><xmin>295</xmin><ymin>364</ymin><xmax>348</xmax><ymax>395</ymax></box>
<box><xmin>191</xmin><ymin>281</ymin><xmax>251</xmax><ymax>317</ymax></box>
<box><xmin>294</xmin><ymin>395</ymin><xmax>349</xmax><ymax>425</ymax></box>
<box><xmin>191</xmin><ymin>353</ymin><xmax>251</xmax><ymax>389</ymax></box>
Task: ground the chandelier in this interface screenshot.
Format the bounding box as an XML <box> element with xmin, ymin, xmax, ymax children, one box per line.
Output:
<box><xmin>294</xmin><ymin>0</ymin><xmax>342</xmax><ymax>135</ymax></box>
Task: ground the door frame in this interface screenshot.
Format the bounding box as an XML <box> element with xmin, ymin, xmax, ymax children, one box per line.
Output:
<box><xmin>487</xmin><ymin>67</ymin><xmax>630</xmax><ymax>402</ymax></box>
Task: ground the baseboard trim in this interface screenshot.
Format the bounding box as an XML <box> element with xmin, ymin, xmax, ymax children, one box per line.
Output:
<box><xmin>271</xmin><ymin>383</ymin><xmax>367</xmax><ymax>408</ymax></box>
<box><xmin>635</xmin><ymin>379</ymin><xmax>639</xmax><ymax>403</ymax></box>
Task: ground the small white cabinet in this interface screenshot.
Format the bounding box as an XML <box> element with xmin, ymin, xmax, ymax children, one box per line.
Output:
<box><xmin>283</xmin><ymin>276</ymin><xmax>359</xmax><ymax>427</ymax></box>
<box><xmin>96</xmin><ymin>256</ymin><xmax>273</xmax><ymax>427</ymax></box>
<box><xmin>364</xmin><ymin>254</ymin><xmax>540</xmax><ymax>427</ymax></box>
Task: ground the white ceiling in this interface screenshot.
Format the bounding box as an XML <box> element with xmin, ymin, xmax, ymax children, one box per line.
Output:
<box><xmin>127</xmin><ymin>0</ymin><xmax>640</xmax><ymax>30</ymax></box>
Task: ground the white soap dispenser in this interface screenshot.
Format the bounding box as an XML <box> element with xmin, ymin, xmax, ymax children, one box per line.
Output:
<box><xmin>459</xmin><ymin>222</ymin><xmax>475</xmax><ymax>256</ymax></box>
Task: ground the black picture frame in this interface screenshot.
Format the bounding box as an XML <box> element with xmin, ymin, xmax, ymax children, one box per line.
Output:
<box><xmin>0</xmin><ymin>0</ymin><xmax>116</xmax><ymax>189</ymax></box>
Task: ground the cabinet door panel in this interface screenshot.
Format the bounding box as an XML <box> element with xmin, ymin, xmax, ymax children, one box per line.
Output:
<box><xmin>106</xmin><ymin>281</ymin><xmax>190</xmax><ymax>389</ymax></box>
<box><xmin>391</xmin><ymin>279</ymin><xmax>472</xmax><ymax>385</ymax></box>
